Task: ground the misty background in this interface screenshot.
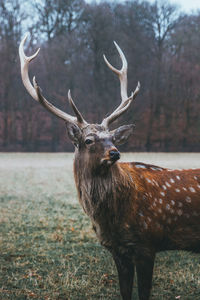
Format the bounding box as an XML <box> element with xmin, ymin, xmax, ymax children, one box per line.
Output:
<box><xmin>0</xmin><ymin>0</ymin><xmax>200</xmax><ymax>152</ymax></box>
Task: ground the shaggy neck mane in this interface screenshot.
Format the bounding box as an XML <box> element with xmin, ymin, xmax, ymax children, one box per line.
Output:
<box><xmin>73</xmin><ymin>151</ymin><xmax>133</xmax><ymax>221</ymax></box>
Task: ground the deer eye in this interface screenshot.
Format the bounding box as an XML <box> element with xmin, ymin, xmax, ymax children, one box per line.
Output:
<box><xmin>85</xmin><ymin>138</ymin><xmax>93</xmax><ymax>145</ymax></box>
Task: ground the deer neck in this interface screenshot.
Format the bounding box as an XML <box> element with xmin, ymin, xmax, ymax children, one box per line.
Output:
<box><xmin>73</xmin><ymin>151</ymin><xmax>132</xmax><ymax>219</ymax></box>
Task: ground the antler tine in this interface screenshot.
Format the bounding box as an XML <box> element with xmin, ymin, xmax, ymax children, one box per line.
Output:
<box><xmin>68</xmin><ymin>90</ymin><xmax>86</xmax><ymax>124</ymax></box>
<box><xmin>101</xmin><ymin>41</ymin><xmax>140</xmax><ymax>128</ymax></box>
<box><xmin>19</xmin><ymin>33</ymin><xmax>87</xmax><ymax>126</ymax></box>
<box><xmin>19</xmin><ymin>33</ymin><xmax>41</xmax><ymax>101</ymax></box>
<box><xmin>103</xmin><ymin>41</ymin><xmax>128</xmax><ymax>102</ymax></box>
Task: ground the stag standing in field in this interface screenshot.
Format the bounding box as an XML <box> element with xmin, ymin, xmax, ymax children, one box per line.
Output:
<box><xmin>19</xmin><ymin>34</ymin><xmax>200</xmax><ymax>300</ymax></box>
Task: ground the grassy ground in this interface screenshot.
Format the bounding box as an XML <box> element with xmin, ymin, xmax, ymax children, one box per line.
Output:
<box><xmin>0</xmin><ymin>152</ymin><xmax>200</xmax><ymax>300</ymax></box>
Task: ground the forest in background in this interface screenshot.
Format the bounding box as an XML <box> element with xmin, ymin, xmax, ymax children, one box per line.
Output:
<box><xmin>0</xmin><ymin>0</ymin><xmax>200</xmax><ymax>152</ymax></box>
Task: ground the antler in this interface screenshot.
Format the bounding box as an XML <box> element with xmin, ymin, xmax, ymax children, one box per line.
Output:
<box><xmin>101</xmin><ymin>41</ymin><xmax>140</xmax><ymax>128</ymax></box>
<box><xmin>19</xmin><ymin>33</ymin><xmax>87</xmax><ymax>126</ymax></box>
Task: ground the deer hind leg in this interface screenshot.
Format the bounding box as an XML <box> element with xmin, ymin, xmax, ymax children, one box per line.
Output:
<box><xmin>113</xmin><ymin>254</ymin><xmax>135</xmax><ymax>300</ymax></box>
<box><xmin>136</xmin><ymin>255</ymin><xmax>155</xmax><ymax>300</ymax></box>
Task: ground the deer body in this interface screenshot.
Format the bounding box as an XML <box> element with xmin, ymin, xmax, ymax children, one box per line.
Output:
<box><xmin>74</xmin><ymin>144</ymin><xmax>200</xmax><ymax>299</ymax></box>
<box><xmin>75</xmin><ymin>146</ymin><xmax>200</xmax><ymax>254</ymax></box>
<box><xmin>19</xmin><ymin>35</ymin><xmax>200</xmax><ymax>300</ymax></box>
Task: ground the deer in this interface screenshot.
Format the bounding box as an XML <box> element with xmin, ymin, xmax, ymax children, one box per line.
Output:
<box><xmin>19</xmin><ymin>34</ymin><xmax>200</xmax><ymax>300</ymax></box>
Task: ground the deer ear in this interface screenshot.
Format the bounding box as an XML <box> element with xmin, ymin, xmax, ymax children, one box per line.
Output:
<box><xmin>66</xmin><ymin>122</ymin><xmax>82</xmax><ymax>147</ymax></box>
<box><xmin>112</xmin><ymin>124</ymin><xmax>134</xmax><ymax>145</ymax></box>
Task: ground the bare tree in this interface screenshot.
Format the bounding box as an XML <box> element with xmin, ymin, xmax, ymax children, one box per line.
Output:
<box><xmin>33</xmin><ymin>0</ymin><xmax>84</xmax><ymax>42</ymax></box>
<box><xmin>0</xmin><ymin>0</ymin><xmax>24</xmax><ymax>148</ymax></box>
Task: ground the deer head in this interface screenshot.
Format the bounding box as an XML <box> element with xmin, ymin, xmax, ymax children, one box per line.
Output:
<box><xmin>19</xmin><ymin>34</ymin><xmax>140</xmax><ymax>170</ymax></box>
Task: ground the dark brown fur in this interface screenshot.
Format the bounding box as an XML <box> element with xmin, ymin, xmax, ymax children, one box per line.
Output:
<box><xmin>68</xmin><ymin>123</ymin><xmax>200</xmax><ymax>300</ymax></box>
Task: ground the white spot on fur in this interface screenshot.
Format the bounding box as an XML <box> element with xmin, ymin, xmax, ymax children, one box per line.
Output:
<box><xmin>143</xmin><ymin>221</ymin><xmax>148</xmax><ymax>229</ymax></box>
<box><xmin>162</xmin><ymin>185</ymin><xmax>167</xmax><ymax>190</ymax></box>
<box><xmin>124</xmin><ymin>223</ymin><xmax>130</xmax><ymax>229</ymax></box>
<box><xmin>176</xmin><ymin>175</ymin><xmax>181</xmax><ymax>180</ymax></box>
<box><xmin>160</xmin><ymin>191</ymin><xmax>165</xmax><ymax>196</ymax></box>
<box><xmin>136</xmin><ymin>164</ymin><xmax>146</xmax><ymax>169</ymax></box>
<box><xmin>194</xmin><ymin>176</ymin><xmax>198</xmax><ymax>180</ymax></box>
<box><xmin>165</xmin><ymin>182</ymin><xmax>171</xmax><ymax>187</ymax></box>
<box><xmin>175</xmin><ymin>188</ymin><xmax>180</xmax><ymax>193</ymax></box>
<box><xmin>166</xmin><ymin>204</ymin><xmax>170</xmax><ymax>210</ymax></box>
<box><xmin>152</xmin><ymin>167</ymin><xmax>163</xmax><ymax>171</ymax></box>
<box><xmin>185</xmin><ymin>196</ymin><xmax>191</xmax><ymax>203</ymax></box>
<box><xmin>170</xmin><ymin>208</ymin><xmax>175</xmax><ymax>214</ymax></box>
<box><xmin>171</xmin><ymin>200</ymin><xmax>175</xmax><ymax>206</ymax></box>
<box><xmin>182</xmin><ymin>187</ymin><xmax>187</xmax><ymax>191</ymax></box>
<box><xmin>159</xmin><ymin>198</ymin><xmax>163</xmax><ymax>204</ymax></box>
<box><xmin>178</xmin><ymin>202</ymin><xmax>183</xmax><ymax>207</ymax></box>
<box><xmin>147</xmin><ymin>217</ymin><xmax>151</xmax><ymax>222</ymax></box>
<box><xmin>153</xmin><ymin>202</ymin><xmax>157</xmax><ymax>207</ymax></box>
<box><xmin>189</xmin><ymin>187</ymin><xmax>196</xmax><ymax>193</ymax></box>
<box><xmin>177</xmin><ymin>209</ymin><xmax>183</xmax><ymax>216</ymax></box>
<box><xmin>139</xmin><ymin>211</ymin><xmax>144</xmax><ymax>217</ymax></box>
<box><xmin>158</xmin><ymin>208</ymin><xmax>162</xmax><ymax>213</ymax></box>
<box><xmin>170</xmin><ymin>178</ymin><xmax>175</xmax><ymax>183</ymax></box>
<box><xmin>146</xmin><ymin>178</ymin><xmax>152</xmax><ymax>184</ymax></box>
<box><xmin>197</xmin><ymin>184</ymin><xmax>200</xmax><ymax>189</ymax></box>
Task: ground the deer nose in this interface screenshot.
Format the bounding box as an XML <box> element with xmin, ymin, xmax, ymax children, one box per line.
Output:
<box><xmin>109</xmin><ymin>149</ymin><xmax>120</xmax><ymax>161</ymax></box>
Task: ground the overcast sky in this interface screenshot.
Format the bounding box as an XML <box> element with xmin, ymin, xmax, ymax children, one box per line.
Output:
<box><xmin>148</xmin><ymin>0</ymin><xmax>200</xmax><ymax>12</ymax></box>
<box><xmin>85</xmin><ymin>0</ymin><xmax>200</xmax><ymax>13</ymax></box>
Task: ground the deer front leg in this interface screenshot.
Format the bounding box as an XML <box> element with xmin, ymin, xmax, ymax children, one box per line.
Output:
<box><xmin>136</xmin><ymin>255</ymin><xmax>155</xmax><ymax>300</ymax></box>
<box><xmin>113</xmin><ymin>254</ymin><xmax>135</xmax><ymax>300</ymax></box>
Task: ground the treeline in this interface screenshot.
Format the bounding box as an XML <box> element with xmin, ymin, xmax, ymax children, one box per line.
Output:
<box><xmin>0</xmin><ymin>0</ymin><xmax>200</xmax><ymax>152</ymax></box>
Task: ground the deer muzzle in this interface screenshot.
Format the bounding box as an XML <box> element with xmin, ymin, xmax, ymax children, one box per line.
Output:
<box><xmin>100</xmin><ymin>147</ymin><xmax>120</xmax><ymax>166</ymax></box>
<box><xmin>109</xmin><ymin>149</ymin><xmax>120</xmax><ymax>162</ymax></box>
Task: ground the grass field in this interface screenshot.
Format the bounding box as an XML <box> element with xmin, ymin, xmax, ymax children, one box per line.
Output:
<box><xmin>0</xmin><ymin>152</ymin><xmax>200</xmax><ymax>300</ymax></box>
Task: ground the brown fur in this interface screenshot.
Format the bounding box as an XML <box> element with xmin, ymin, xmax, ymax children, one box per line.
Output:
<box><xmin>70</xmin><ymin>124</ymin><xmax>200</xmax><ymax>300</ymax></box>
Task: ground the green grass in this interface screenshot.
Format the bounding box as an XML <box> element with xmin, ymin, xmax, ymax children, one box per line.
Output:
<box><xmin>0</xmin><ymin>153</ymin><xmax>200</xmax><ymax>299</ymax></box>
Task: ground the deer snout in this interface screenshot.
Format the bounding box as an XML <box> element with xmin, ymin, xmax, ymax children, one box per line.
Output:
<box><xmin>109</xmin><ymin>149</ymin><xmax>120</xmax><ymax>161</ymax></box>
<box><xmin>100</xmin><ymin>147</ymin><xmax>120</xmax><ymax>166</ymax></box>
